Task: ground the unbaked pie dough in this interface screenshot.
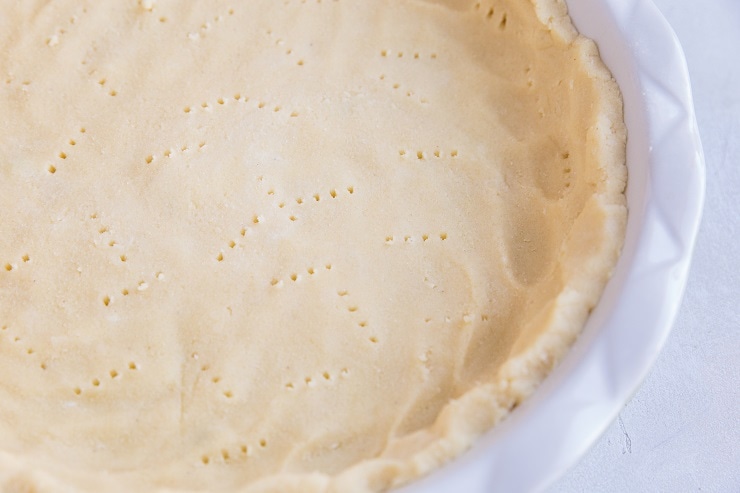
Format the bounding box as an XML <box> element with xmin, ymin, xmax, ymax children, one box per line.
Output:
<box><xmin>0</xmin><ymin>0</ymin><xmax>626</xmax><ymax>491</ymax></box>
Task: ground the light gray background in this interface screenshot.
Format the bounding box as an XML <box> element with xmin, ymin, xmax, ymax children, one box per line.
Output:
<box><xmin>550</xmin><ymin>1</ymin><xmax>740</xmax><ymax>491</ymax></box>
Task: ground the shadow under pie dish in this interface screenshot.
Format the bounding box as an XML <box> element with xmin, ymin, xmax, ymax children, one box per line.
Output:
<box><xmin>0</xmin><ymin>0</ymin><xmax>626</xmax><ymax>492</ymax></box>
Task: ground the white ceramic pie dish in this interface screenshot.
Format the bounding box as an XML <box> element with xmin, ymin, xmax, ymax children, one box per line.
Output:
<box><xmin>398</xmin><ymin>0</ymin><xmax>706</xmax><ymax>492</ymax></box>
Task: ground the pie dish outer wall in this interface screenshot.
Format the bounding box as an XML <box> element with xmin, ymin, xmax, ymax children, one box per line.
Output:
<box><xmin>398</xmin><ymin>0</ymin><xmax>706</xmax><ymax>492</ymax></box>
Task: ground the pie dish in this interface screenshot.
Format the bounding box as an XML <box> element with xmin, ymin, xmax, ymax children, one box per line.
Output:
<box><xmin>0</xmin><ymin>1</ymin><xmax>629</xmax><ymax>492</ymax></box>
<box><xmin>399</xmin><ymin>0</ymin><xmax>705</xmax><ymax>491</ymax></box>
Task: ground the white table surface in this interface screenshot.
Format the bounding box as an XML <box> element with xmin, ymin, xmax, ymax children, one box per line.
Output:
<box><xmin>550</xmin><ymin>1</ymin><xmax>740</xmax><ymax>491</ymax></box>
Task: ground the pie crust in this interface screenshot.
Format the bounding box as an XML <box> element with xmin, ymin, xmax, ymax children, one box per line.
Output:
<box><xmin>0</xmin><ymin>0</ymin><xmax>626</xmax><ymax>491</ymax></box>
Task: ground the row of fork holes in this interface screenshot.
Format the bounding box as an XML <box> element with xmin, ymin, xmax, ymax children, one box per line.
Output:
<box><xmin>385</xmin><ymin>233</ymin><xmax>448</xmax><ymax>244</ymax></box>
<box><xmin>263</xmin><ymin>27</ymin><xmax>306</xmax><ymax>66</ymax></box>
<box><xmin>474</xmin><ymin>3</ymin><xmax>508</xmax><ymax>29</ymax></box>
<box><xmin>3</xmin><ymin>254</ymin><xmax>30</xmax><ymax>271</ymax></box>
<box><xmin>423</xmin><ymin>313</ymin><xmax>491</xmax><ymax>324</ymax></box>
<box><xmin>146</xmin><ymin>142</ymin><xmax>206</xmax><ymax>164</ymax></box>
<box><xmin>267</xmin><ymin>186</ymin><xmax>355</xmax><ymax>212</ymax></box>
<box><xmin>337</xmin><ymin>289</ymin><xmax>371</xmax><ymax>331</ymax></box>
<box><xmin>48</xmin><ymin>128</ymin><xmax>86</xmax><ymax>174</ymax></box>
<box><xmin>271</xmin><ymin>185</ymin><xmax>355</xmax><ymax>205</ymax></box>
<box><xmin>1</xmin><ymin>326</ymin><xmax>40</xmax><ymax>366</ymax></box>
<box><xmin>218</xmin><ymin>185</ymin><xmax>355</xmax><ymax>259</ymax></box>
<box><xmin>270</xmin><ymin>264</ymin><xmax>332</xmax><ymax>285</ymax></box>
<box><xmin>268</xmin><ymin>281</ymin><xmax>376</xmax><ymax>340</ymax></box>
<box><xmin>0</xmin><ymin>331</ymin><xmax>155</xmax><ymax>378</ymax></box>
<box><xmin>380</xmin><ymin>50</ymin><xmax>437</xmax><ymax>59</ymax></box>
<box><xmin>400</xmin><ymin>149</ymin><xmax>458</xmax><ymax>159</ymax></box>
<box><xmin>186</xmin><ymin>9</ymin><xmax>237</xmax><ymax>40</ymax></box>
<box><xmin>103</xmin><ymin>276</ymin><xmax>163</xmax><ymax>305</ymax></box>
<box><xmin>95</xmin><ymin>217</ymin><xmax>144</xmax><ymax>270</ymax></box>
<box><xmin>201</xmin><ymin>438</ymin><xmax>266</xmax><ymax>466</ymax></box>
<box><xmin>97</xmin><ymin>78</ymin><xmax>118</xmax><ymax>97</ymax></box>
<box><xmin>73</xmin><ymin>362</ymin><xmax>138</xmax><ymax>395</ymax></box>
<box><xmin>44</xmin><ymin>7</ymin><xmax>87</xmax><ymax>46</ymax></box>
<box><xmin>378</xmin><ymin>75</ymin><xmax>428</xmax><ymax>103</ymax></box>
<box><xmin>285</xmin><ymin>367</ymin><xmax>351</xmax><ymax>390</ymax></box>
<box><xmin>198</xmin><ymin>363</ymin><xmax>234</xmax><ymax>399</ymax></box>
<box><xmin>184</xmin><ymin>95</ymin><xmax>299</xmax><ymax>117</ymax></box>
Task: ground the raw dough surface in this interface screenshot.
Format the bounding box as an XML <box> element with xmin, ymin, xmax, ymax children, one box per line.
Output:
<box><xmin>0</xmin><ymin>0</ymin><xmax>626</xmax><ymax>492</ymax></box>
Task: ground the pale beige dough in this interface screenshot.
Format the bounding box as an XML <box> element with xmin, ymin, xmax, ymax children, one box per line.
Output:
<box><xmin>0</xmin><ymin>0</ymin><xmax>626</xmax><ymax>491</ymax></box>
